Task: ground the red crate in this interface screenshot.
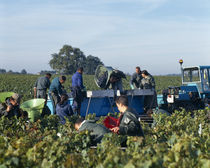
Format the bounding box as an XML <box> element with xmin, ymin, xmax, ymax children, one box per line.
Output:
<box><xmin>103</xmin><ymin>116</ymin><xmax>119</xmax><ymax>129</ymax></box>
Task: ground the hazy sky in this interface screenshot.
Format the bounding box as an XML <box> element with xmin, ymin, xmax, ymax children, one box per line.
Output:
<box><xmin>0</xmin><ymin>0</ymin><xmax>210</xmax><ymax>75</ymax></box>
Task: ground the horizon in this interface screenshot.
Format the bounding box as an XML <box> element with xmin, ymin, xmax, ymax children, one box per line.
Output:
<box><xmin>0</xmin><ymin>0</ymin><xmax>210</xmax><ymax>75</ymax></box>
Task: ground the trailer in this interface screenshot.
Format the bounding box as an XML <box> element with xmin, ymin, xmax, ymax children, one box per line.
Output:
<box><xmin>47</xmin><ymin>89</ymin><xmax>154</xmax><ymax>117</ymax></box>
<box><xmin>47</xmin><ymin>65</ymin><xmax>155</xmax><ymax>118</ymax></box>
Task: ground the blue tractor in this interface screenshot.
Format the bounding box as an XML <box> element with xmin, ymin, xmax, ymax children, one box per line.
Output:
<box><xmin>158</xmin><ymin>60</ymin><xmax>210</xmax><ymax>112</ymax></box>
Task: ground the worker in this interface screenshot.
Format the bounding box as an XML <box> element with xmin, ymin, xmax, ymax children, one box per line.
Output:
<box><xmin>34</xmin><ymin>73</ymin><xmax>51</xmax><ymax>100</ymax></box>
<box><xmin>71</xmin><ymin>67</ymin><xmax>86</xmax><ymax>115</ymax></box>
<box><xmin>56</xmin><ymin>94</ymin><xmax>73</xmax><ymax>124</ymax></box>
<box><xmin>75</xmin><ymin>118</ymin><xmax>110</xmax><ymax>144</ymax></box>
<box><xmin>140</xmin><ymin>70</ymin><xmax>155</xmax><ymax>90</ymax></box>
<box><xmin>49</xmin><ymin>76</ymin><xmax>66</xmax><ymax>114</ymax></box>
<box><xmin>130</xmin><ymin>66</ymin><xmax>142</xmax><ymax>89</ymax></box>
<box><xmin>110</xmin><ymin>95</ymin><xmax>144</xmax><ymax>137</ymax></box>
<box><xmin>140</xmin><ymin>70</ymin><xmax>157</xmax><ymax>112</ymax></box>
<box><xmin>106</xmin><ymin>69</ymin><xmax>126</xmax><ymax>98</ymax></box>
<box><xmin>0</xmin><ymin>93</ymin><xmax>21</xmax><ymax>118</ymax></box>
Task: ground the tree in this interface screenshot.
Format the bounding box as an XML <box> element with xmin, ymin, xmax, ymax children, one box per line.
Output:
<box><xmin>8</xmin><ymin>70</ymin><xmax>13</xmax><ymax>74</ymax></box>
<box><xmin>0</xmin><ymin>69</ymin><xmax>6</xmax><ymax>74</ymax></box>
<box><xmin>84</xmin><ymin>55</ymin><xmax>103</xmax><ymax>74</ymax></box>
<box><xmin>49</xmin><ymin>45</ymin><xmax>86</xmax><ymax>74</ymax></box>
<box><xmin>21</xmin><ymin>69</ymin><xmax>27</xmax><ymax>74</ymax></box>
<box><xmin>49</xmin><ymin>45</ymin><xmax>103</xmax><ymax>74</ymax></box>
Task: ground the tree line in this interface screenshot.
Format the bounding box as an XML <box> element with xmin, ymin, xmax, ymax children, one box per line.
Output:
<box><xmin>0</xmin><ymin>69</ymin><xmax>27</xmax><ymax>74</ymax></box>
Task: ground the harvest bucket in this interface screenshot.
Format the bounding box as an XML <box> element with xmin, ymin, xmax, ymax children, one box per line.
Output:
<box><xmin>20</xmin><ymin>99</ymin><xmax>45</xmax><ymax>122</ymax></box>
<box><xmin>0</xmin><ymin>92</ymin><xmax>15</xmax><ymax>103</ymax></box>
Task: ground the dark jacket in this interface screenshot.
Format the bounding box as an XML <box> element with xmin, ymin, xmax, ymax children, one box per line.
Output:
<box><xmin>130</xmin><ymin>72</ymin><xmax>142</xmax><ymax>88</ymax></box>
<box><xmin>140</xmin><ymin>75</ymin><xmax>155</xmax><ymax>90</ymax></box>
<box><xmin>34</xmin><ymin>76</ymin><xmax>51</xmax><ymax>90</ymax></box>
<box><xmin>0</xmin><ymin>99</ymin><xmax>20</xmax><ymax>118</ymax></box>
<box><xmin>49</xmin><ymin>77</ymin><xmax>63</xmax><ymax>95</ymax></box>
<box><xmin>72</xmin><ymin>72</ymin><xmax>85</xmax><ymax>89</ymax></box>
<box><xmin>119</xmin><ymin>107</ymin><xmax>144</xmax><ymax>137</ymax></box>
<box><xmin>56</xmin><ymin>101</ymin><xmax>73</xmax><ymax>124</ymax></box>
<box><xmin>79</xmin><ymin>120</ymin><xmax>110</xmax><ymax>144</ymax></box>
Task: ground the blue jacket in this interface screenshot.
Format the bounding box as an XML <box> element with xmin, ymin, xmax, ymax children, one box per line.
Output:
<box><xmin>56</xmin><ymin>101</ymin><xmax>73</xmax><ymax>124</ymax></box>
<box><xmin>49</xmin><ymin>77</ymin><xmax>63</xmax><ymax>95</ymax></box>
<box><xmin>72</xmin><ymin>72</ymin><xmax>85</xmax><ymax>89</ymax></box>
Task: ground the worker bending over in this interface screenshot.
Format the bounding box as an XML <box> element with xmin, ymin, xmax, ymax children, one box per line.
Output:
<box><xmin>49</xmin><ymin>76</ymin><xmax>66</xmax><ymax>114</ymax></box>
<box><xmin>56</xmin><ymin>94</ymin><xmax>73</xmax><ymax>124</ymax></box>
<box><xmin>106</xmin><ymin>69</ymin><xmax>126</xmax><ymax>98</ymax></box>
<box><xmin>75</xmin><ymin>118</ymin><xmax>110</xmax><ymax>145</ymax></box>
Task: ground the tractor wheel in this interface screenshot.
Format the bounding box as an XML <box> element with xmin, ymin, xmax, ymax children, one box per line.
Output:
<box><xmin>185</xmin><ymin>103</ymin><xmax>196</xmax><ymax>112</ymax></box>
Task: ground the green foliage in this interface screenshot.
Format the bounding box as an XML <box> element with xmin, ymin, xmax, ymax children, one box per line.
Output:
<box><xmin>0</xmin><ymin>73</ymin><xmax>207</xmax><ymax>167</ymax></box>
<box><xmin>0</xmin><ymin>108</ymin><xmax>209</xmax><ymax>167</ymax></box>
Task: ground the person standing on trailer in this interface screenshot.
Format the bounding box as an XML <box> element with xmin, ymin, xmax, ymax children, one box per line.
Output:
<box><xmin>49</xmin><ymin>76</ymin><xmax>66</xmax><ymax>114</ymax></box>
<box><xmin>140</xmin><ymin>70</ymin><xmax>155</xmax><ymax>90</ymax></box>
<box><xmin>130</xmin><ymin>66</ymin><xmax>142</xmax><ymax>89</ymax></box>
<box><xmin>71</xmin><ymin>67</ymin><xmax>86</xmax><ymax>115</ymax></box>
<box><xmin>34</xmin><ymin>73</ymin><xmax>51</xmax><ymax>100</ymax></box>
<box><xmin>106</xmin><ymin>69</ymin><xmax>126</xmax><ymax>98</ymax></box>
<box><xmin>140</xmin><ymin>70</ymin><xmax>157</xmax><ymax>112</ymax></box>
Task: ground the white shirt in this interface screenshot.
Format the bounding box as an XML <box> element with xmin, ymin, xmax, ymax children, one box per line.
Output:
<box><xmin>78</xmin><ymin>120</ymin><xmax>86</xmax><ymax>130</ymax></box>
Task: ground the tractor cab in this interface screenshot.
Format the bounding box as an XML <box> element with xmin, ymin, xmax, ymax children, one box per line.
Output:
<box><xmin>182</xmin><ymin>66</ymin><xmax>210</xmax><ymax>94</ymax></box>
<box><xmin>159</xmin><ymin>60</ymin><xmax>210</xmax><ymax>113</ymax></box>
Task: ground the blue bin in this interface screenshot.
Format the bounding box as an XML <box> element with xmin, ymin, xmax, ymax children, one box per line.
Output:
<box><xmin>47</xmin><ymin>95</ymin><xmax>145</xmax><ymax>117</ymax></box>
<box><xmin>47</xmin><ymin>98</ymin><xmax>74</xmax><ymax>115</ymax></box>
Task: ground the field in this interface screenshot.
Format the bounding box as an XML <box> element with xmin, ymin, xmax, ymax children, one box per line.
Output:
<box><xmin>0</xmin><ymin>74</ymin><xmax>181</xmax><ymax>102</ymax></box>
<box><xmin>0</xmin><ymin>74</ymin><xmax>209</xmax><ymax>168</ymax></box>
